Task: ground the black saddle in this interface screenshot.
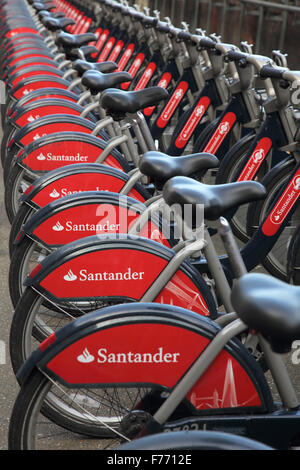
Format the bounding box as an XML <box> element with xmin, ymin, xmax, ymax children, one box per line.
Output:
<box><xmin>231</xmin><ymin>273</ymin><xmax>300</xmax><ymax>353</ymax></box>
<box><xmin>33</xmin><ymin>1</ymin><xmax>56</xmax><ymax>11</ymax></box>
<box><xmin>38</xmin><ymin>10</ymin><xmax>65</xmax><ymax>20</ymax></box>
<box><xmin>139</xmin><ymin>151</ymin><xmax>219</xmax><ymax>190</ymax></box>
<box><xmin>162</xmin><ymin>177</ymin><xmax>266</xmax><ymax>225</ymax></box>
<box><xmin>42</xmin><ymin>16</ymin><xmax>75</xmax><ymax>31</ymax></box>
<box><xmin>56</xmin><ymin>31</ymin><xmax>97</xmax><ymax>50</ymax></box>
<box><xmin>73</xmin><ymin>59</ymin><xmax>117</xmax><ymax>77</ymax></box>
<box><xmin>82</xmin><ymin>70</ymin><xmax>132</xmax><ymax>95</ymax></box>
<box><xmin>100</xmin><ymin>87</ymin><xmax>169</xmax><ymax>120</ymax></box>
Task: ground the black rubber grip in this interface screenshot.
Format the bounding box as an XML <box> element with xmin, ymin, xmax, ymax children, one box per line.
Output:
<box><xmin>131</xmin><ymin>12</ymin><xmax>144</xmax><ymax>21</ymax></box>
<box><xmin>260</xmin><ymin>65</ymin><xmax>286</xmax><ymax>79</ymax></box>
<box><xmin>142</xmin><ymin>16</ymin><xmax>158</xmax><ymax>27</ymax></box>
<box><xmin>226</xmin><ymin>49</ymin><xmax>248</xmax><ymax>62</ymax></box>
<box><xmin>199</xmin><ymin>37</ymin><xmax>217</xmax><ymax>49</ymax></box>
<box><xmin>177</xmin><ymin>30</ymin><xmax>193</xmax><ymax>42</ymax></box>
<box><xmin>156</xmin><ymin>21</ymin><xmax>171</xmax><ymax>33</ymax></box>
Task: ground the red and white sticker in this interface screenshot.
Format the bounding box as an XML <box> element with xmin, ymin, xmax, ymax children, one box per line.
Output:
<box><xmin>45</xmin><ymin>322</ymin><xmax>262</xmax><ymax>410</ymax></box>
<box><xmin>45</xmin><ymin>323</ymin><xmax>210</xmax><ymax>387</ymax></box>
<box><xmin>143</xmin><ymin>72</ymin><xmax>172</xmax><ymax>117</ymax></box>
<box><xmin>156</xmin><ymin>81</ymin><xmax>189</xmax><ymax>129</ymax></box>
<box><xmin>262</xmin><ymin>168</ymin><xmax>300</xmax><ymax>236</ymax></box>
<box><xmin>95</xmin><ymin>29</ymin><xmax>110</xmax><ymax>58</ymax></box>
<box><xmin>121</xmin><ymin>53</ymin><xmax>145</xmax><ymax>90</ymax></box>
<box><xmin>18</xmin><ymin>121</ymin><xmax>98</xmax><ymax>147</ymax></box>
<box><xmin>108</xmin><ymin>40</ymin><xmax>124</xmax><ymax>62</ymax></box>
<box><xmin>32</xmin><ymin>204</ymin><xmax>170</xmax><ymax>247</ymax></box>
<box><xmin>21</xmin><ymin>141</ymin><xmax>123</xmax><ymax>172</ymax></box>
<box><xmin>13</xmin><ymin>80</ymin><xmax>68</xmax><ymax>100</ymax></box>
<box><xmin>174</xmin><ymin>96</ymin><xmax>211</xmax><ymax>149</ymax></box>
<box><xmin>203</xmin><ymin>112</ymin><xmax>237</xmax><ymax>154</ymax></box>
<box><xmin>97</xmin><ymin>37</ymin><xmax>116</xmax><ymax>62</ymax></box>
<box><xmin>15</xmin><ymin>104</ymin><xmax>82</xmax><ymax>128</ymax></box>
<box><xmin>134</xmin><ymin>62</ymin><xmax>157</xmax><ymax>91</ymax></box>
<box><xmin>116</xmin><ymin>43</ymin><xmax>135</xmax><ymax>71</ymax></box>
<box><xmin>40</xmin><ymin>248</ymin><xmax>168</xmax><ymax>299</ymax></box>
<box><xmin>237</xmin><ymin>137</ymin><xmax>272</xmax><ymax>182</ymax></box>
<box><xmin>31</xmin><ymin>172</ymin><xmax>146</xmax><ymax>207</ymax></box>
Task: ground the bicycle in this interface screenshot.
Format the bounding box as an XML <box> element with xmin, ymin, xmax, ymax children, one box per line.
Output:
<box><xmin>8</xmin><ymin>228</ymin><xmax>300</xmax><ymax>449</ymax></box>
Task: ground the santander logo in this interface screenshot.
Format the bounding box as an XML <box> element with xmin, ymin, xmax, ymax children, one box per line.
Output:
<box><xmin>36</xmin><ymin>152</ymin><xmax>89</xmax><ymax>162</ymax></box>
<box><xmin>270</xmin><ymin>174</ymin><xmax>300</xmax><ymax>224</ymax></box>
<box><xmin>51</xmin><ymin>220</ymin><xmax>121</xmax><ymax>232</ymax></box>
<box><xmin>52</xmin><ymin>221</ymin><xmax>64</xmax><ymax>231</ymax></box>
<box><xmin>49</xmin><ymin>189</ymin><xmax>60</xmax><ymax>198</ymax></box>
<box><xmin>64</xmin><ymin>269</ymin><xmax>77</xmax><ymax>281</ymax></box>
<box><xmin>262</xmin><ymin>170</ymin><xmax>300</xmax><ymax>235</ymax></box>
<box><xmin>219</xmin><ymin>121</ymin><xmax>230</xmax><ymax>135</ymax></box>
<box><xmin>27</xmin><ymin>114</ymin><xmax>40</xmax><ymax>122</ymax></box>
<box><xmin>77</xmin><ymin>348</ymin><xmax>94</xmax><ymax>363</ymax></box>
<box><xmin>33</xmin><ymin>132</ymin><xmax>47</xmax><ymax>141</ymax></box>
<box><xmin>253</xmin><ymin>148</ymin><xmax>265</xmax><ymax>164</ymax></box>
<box><xmin>294</xmin><ymin>176</ymin><xmax>300</xmax><ymax>191</ymax></box>
<box><xmin>62</xmin><ymin>267</ymin><xmax>145</xmax><ymax>282</ymax></box>
<box><xmin>76</xmin><ymin>346</ymin><xmax>180</xmax><ymax>364</ymax></box>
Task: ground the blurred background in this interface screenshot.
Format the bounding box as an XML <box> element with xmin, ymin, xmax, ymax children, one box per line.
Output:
<box><xmin>123</xmin><ymin>0</ymin><xmax>300</xmax><ymax>69</ymax></box>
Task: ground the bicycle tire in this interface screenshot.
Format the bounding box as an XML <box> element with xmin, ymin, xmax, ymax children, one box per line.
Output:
<box><xmin>8</xmin><ymin>300</ymin><xmax>273</xmax><ymax>449</ymax></box>
<box><xmin>5</xmin><ymin>164</ymin><xmax>34</xmax><ymax>223</ymax></box>
<box><xmin>8</xmin><ymin>362</ymin><xmax>150</xmax><ymax>447</ymax></box>
<box><xmin>9</xmin><ymin>202</ymin><xmax>36</xmax><ymax>257</ymax></box>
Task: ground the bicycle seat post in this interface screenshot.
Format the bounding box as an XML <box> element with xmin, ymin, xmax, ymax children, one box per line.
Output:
<box><xmin>218</xmin><ymin>216</ymin><xmax>248</xmax><ymax>278</ymax></box>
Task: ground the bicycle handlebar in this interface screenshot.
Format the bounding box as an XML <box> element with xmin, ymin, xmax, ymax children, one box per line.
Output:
<box><xmin>155</xmin><ymin>20</ymin><xmax>171</xmax><ymax>34</ymax></box>
<box><xmin>260</xmin><ymin>65</ymin><xmax>287</xmax><ymax>80</ymax></box>
<box><xmin>190</xmin><ymin>34</ymin><xmax>217</xmax><ymax>49</ymax></box>
<box><xmin>177</xmin><ymin>30</ymin><xmax>195</xmax><ymax>43</ymax></box>
<box><xmin>226</xmin><ymin>49</ymin><xmax>249</xmax><ymax>63</ymax></box>
<box><xmin>282</xmin><ymin>69</ymin><xmax>300</xmax><ymax>85</ymax></box>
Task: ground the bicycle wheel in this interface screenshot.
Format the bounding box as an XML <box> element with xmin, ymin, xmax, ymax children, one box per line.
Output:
<box><xmin>8</xmin><ymin>300</ymin><xmax>273</xmax><ymax>449</ymax></box>
<box><xmin>9</xmin><ymin>287</ymin><xmax>145</xmax><ymax>440</ymax></box>
<box><xmin>9</xmin><ymin>236</ymin><xmax>217</xmax><ymax>374</ymax></box>
<box><xmin>246</xmin><ymin>158</ymin><xmax>300</xmax><ymax>280</ymax></box>
<box><xmin>9</xmin><ymin>237</ymin><xmax>49</xmax><ymax>306</ymax></box>
<box><xmin>8</xmin><ymin>366</ymin><xmax>150</xmax><ymax>449</ymax></box>
<box><xmin>5</xmin><ymin>164</ymin><xmax>34</xmax><ymax>223</ymax></box>
<box><xmin>9</xmin><ymin>202</ymin><xmax>36</xmax><ymax>257</ymax></box>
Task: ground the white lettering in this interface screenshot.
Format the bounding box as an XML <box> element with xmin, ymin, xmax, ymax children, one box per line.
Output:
<box><xmin>97</xmin><ymin>347</ymin><xmax>180</xmax><ymax>364</ymax></box>
<box><xmin>78</xmin><ymin>267</ymin><xmax>144</xmax><ymax>281</ymax></box>
<box><xmin>46</xmin><ymin>152</ymin><xmax>89</xmax><ymax>162</ymax></box>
